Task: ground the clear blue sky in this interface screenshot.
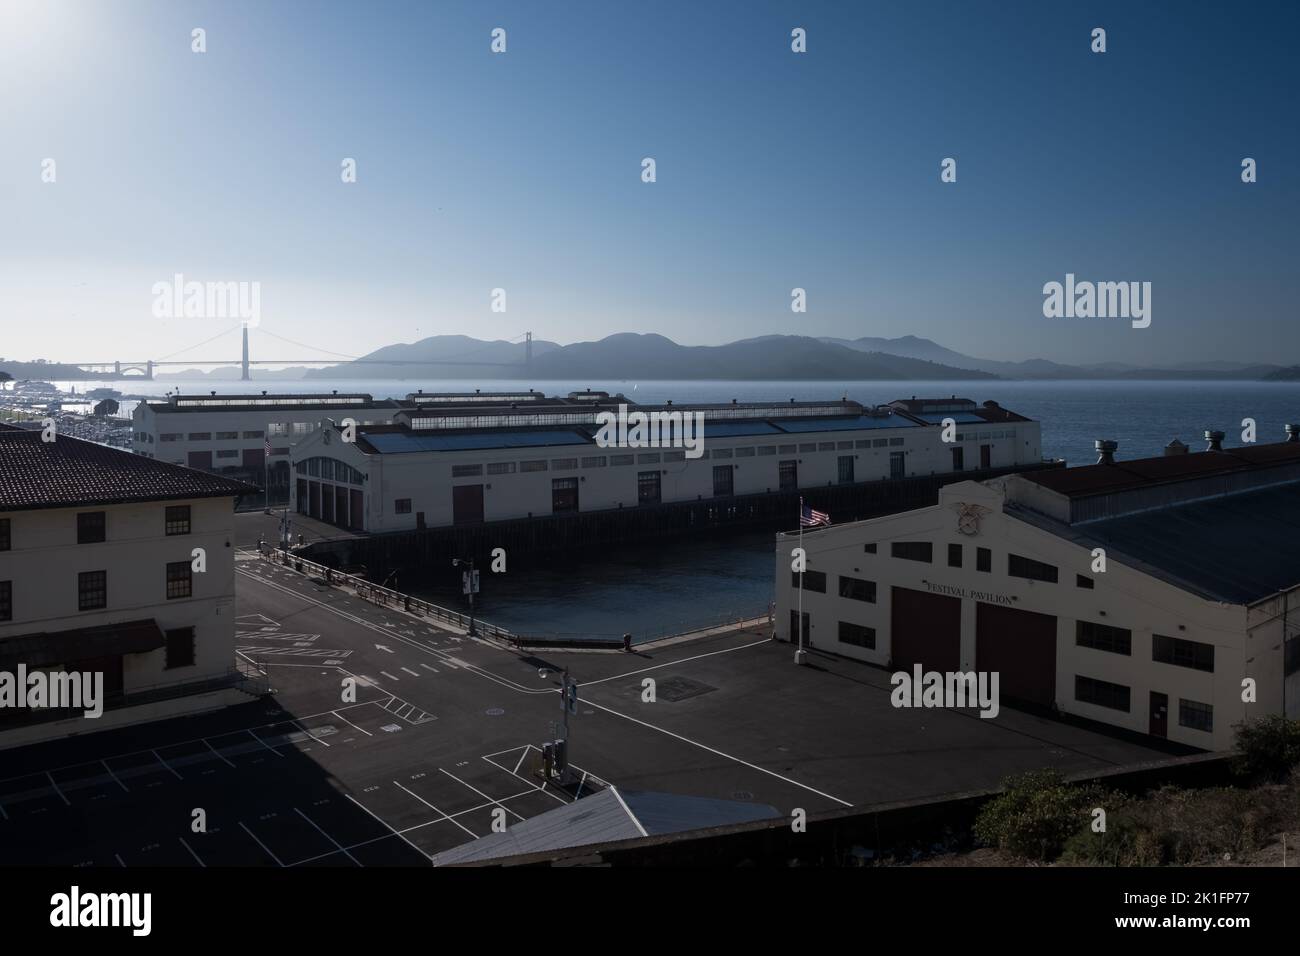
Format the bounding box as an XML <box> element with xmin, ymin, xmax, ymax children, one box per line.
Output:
<box><xmin>2</xmin><ymin>0</ymin><xmax>1296</xmax><ymax>367</ymax></box>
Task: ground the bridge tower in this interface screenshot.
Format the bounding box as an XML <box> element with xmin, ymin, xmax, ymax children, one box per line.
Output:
<box><xmin>114</xmin><ymin>361</ymin><xmax>121</xmax><ymax>377</ymax></box>
<box><xmin>146</xmin><ymin>360</ymin><xmax>154</xmax><ymax>380</ymax></box>
<box><xmin>241</xmin><ymin>324</ymin><xmax>251</xmax><ymax>381</ymax></box>
<box><xmin>525</xmin><ymin>331</ymin><xmax>532</xmax><ymax>373</ymax></box>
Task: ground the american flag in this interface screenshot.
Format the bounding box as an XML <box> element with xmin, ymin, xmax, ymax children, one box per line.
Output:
<box><xmin>264</xmin><ymin>433</ymin><xmax>271</xmax><ymax>458</ymax></box>
<box><xmin>800</xmin><ymin>503</ymin><xmax>831</xmax><ymax>528</ymax></box>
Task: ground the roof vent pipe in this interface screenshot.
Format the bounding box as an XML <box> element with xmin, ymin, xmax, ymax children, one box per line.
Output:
<box><xmin>1286</xmin><ymin>424</ymin><xmax>1300</xmax><ymax>443</ymax></box>
<box><xmin>1205</xmin><ymin>430</ymin><xmax>1225</xmax><ymax>452</ymax></box>
<box><xmin>1095</xmin><ymin>439</ymin><xmax>1118</xmax><ymax>465</ymax></box>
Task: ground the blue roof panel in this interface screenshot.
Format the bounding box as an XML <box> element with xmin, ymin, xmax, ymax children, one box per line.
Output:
<box><xmin>701</xmin><ymin>421</ymin><xmax>784</xmax><ymax>438</ymax></box>
<box><xmin>774</xmin><ymin>415</ymin><xmax>918</xmax><ymax>433</ymax></box>
<box><xmin>915</xmin><ymin>412</ymin><xmax>985</xmax><ymax>424</ymax></box>
<box><xmin>365</xmin><ymin>429</ymin><xmax>592</xmax><ymax>454</ymax></box>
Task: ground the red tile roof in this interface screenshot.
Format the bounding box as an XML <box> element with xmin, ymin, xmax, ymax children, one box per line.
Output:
<box><xmin>0</xmin><ymin>431</ymin><xmax>257</xmax><ymax>512</ymax></box>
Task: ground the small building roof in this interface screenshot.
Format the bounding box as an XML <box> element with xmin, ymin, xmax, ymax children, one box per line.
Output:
<box><xmin>0</xmin><ymin>431</ymin><xmax>257</xmax><ymax>512</ymax></box>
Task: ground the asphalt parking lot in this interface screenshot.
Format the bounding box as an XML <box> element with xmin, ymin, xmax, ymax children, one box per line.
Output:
<box><xmin>0</xmin><ymin>549</ymin><xmax>1172</xmax><ymax>866</ymax></box>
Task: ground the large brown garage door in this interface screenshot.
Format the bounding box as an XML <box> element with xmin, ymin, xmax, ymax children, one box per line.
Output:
<box><xmin>976</xmin><ymin>602</ymin><xmax>1058</xmax><ymax>708</ymax></box>
<box><xmin>890</xmin><ymin>586</ymin><xmax>961</xmax><ymax>672</ymax></box>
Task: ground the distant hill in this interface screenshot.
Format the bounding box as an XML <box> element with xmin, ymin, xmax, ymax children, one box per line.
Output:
<box><xmin>309</xmin><ymin>333</ymin><xmax>996</xmax><ymax>381</ymax></box>
<box><xmin>1263</xmin><ymin>366</ymin><xmax>1300</xmax><ymax>382</ymax></box>
<box><xmin>156</xmin><ymin>366</ymin><xmax>311</xmax><ymax>381</ymax></box>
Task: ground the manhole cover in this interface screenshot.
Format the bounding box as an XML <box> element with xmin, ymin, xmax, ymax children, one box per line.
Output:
<box><xmin>486</xmin><ymin>707</ymin><xmax>505</xmax><ymax>716</ymax></box>
<box><xmin>656</xmin><ymin>676</ymin><xmax>718</xmax><ymax>702</ymax></box>
<box><xmin>732</xmin><ymin>790</ymin><xmax>754</xmax><ymax>800</ymax></box>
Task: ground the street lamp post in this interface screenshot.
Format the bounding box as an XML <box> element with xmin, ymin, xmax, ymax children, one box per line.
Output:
<box><xmin>452</xmin><ymin>557</ymin><xmax>479</xmax><ymax>636</ymax></box>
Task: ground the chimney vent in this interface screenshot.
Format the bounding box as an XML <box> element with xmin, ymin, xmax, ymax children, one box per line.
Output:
<box><xmin>1205</xmin><ymin>430</ymin><xmax>1225</xmax><ymax>452</ymax></box>
<box><xmin>1164</xmin><ymin>438</ymin><xmax>1188</xmax><ymax>456</ymax></box>
<box><xmin>1286</xmin><ymin>424</ymin><xmax>1300</xmax><ymax>443</ymax></box>
<box><xmin>1095</xmin><ymin>439</ymin><xmax>1118</xmax><ymax>465</ymax></box>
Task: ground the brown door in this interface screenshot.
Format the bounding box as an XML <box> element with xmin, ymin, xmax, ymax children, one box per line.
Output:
<box><xmin>452</xmin><ymin>484</ymin><xmax>484</xmax><ymax>525</ymax></box>
<box><xmin>980</xmin><ymin>444</ymin><xmax>992</xmax><ymax>469</ymax></box>
<box><xmin>1149</xmin><ymin>692</ymin><xmax>1168</xmax><ymax>738</ymax></box>
<box><xmin>309</xmin><ymin>481</ymin><xmax>321</xmax><ymax>519</ymax></box>
<box><xmin>789</xmin><ymin>609</ymin><xmax>810</xmax><ymax>647</ymax></box>
<box><xmin>242</xmin><ymin>448</ymin><xmax>264</xmax><ymax>470</ymax></box>
<box><xmin>350</xmin><ymin>489</ymin><xmax>364</xmax><ymax>530</ymax></box>
<box><xmin>335</xmin><ymin>486</ymin><xmax>348</xmax><ymax>528</ymax></box>
<box><xmin>890</xmin><ymin>587</ymin><xmax>961</xmax><ymax>672</ymax></box>
<box><xmin>321</xmin><ymin>485</ymin><xmax>335</xmax><ymax>524</ymax></box>
<box><xmin>976</xmin><ymin>602</ymin><xmax>1057</xmax><ymax>707</ymax></box>
<box><xmin>187</xmin><ymin>450</ymin><xmax>213</xmax><ymax>470</ymax></box>
<box><xmin>296</xmin><ymin>479</ymin><xmax>308</xmax><ymax>514</ymax></box>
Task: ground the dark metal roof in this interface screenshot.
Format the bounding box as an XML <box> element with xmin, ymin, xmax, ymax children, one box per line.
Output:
<box><xmin>0</xmin><ymin>432</ymin><xmax>257</xmax><ymax>512</ymax></box>
<box><xmin>1075</xmin><ymin>482</ymin><xmax>1300</xmax><ymax>604</ymax></box>
<box><xmin>1022</xmin><ymin>442</ymin><xmax>1300</xmax><ymax>499</ymax></box>
<box><xmin>0</xmin><ymin>619</ymin><xmax>167</xmax><ymax>668</ymax></box>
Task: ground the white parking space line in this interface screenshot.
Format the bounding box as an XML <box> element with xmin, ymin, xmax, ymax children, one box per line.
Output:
<box><xmin>332</xmin><ymin>710</ymin><xmax>373</xmax><ymax>737</ymax></box>
<box><xmin>380</xmin><ymin>671</ymin><xmax>400</xmax><ymax>682</ymax></box>
<box><xmin>419</xmin><ymin>663</ymin><xmax>439</xmax><ymax>673</ymax></box>
<box><xmin>239</xmin><ymin>821</ymin><xmax>285</xmax><ymax>866</ymax></box>
<box><xmin>291</xmin><ymin>720</ymin><xmax>330</xmax><ymax>747</ymax></box>
<box><xmin>512</xmin><ymin>749</ymin><xmax>528</xmax><ymax>776</ymax></box>
<box><xmin>481</xmin><ymin>755</ymin><xmax>568</xmax><ymax>805</ymax></box>
<box><xmin>101</xmin><ymin>760</ymin><xmax>129</xmax><ymax>792</ymax></box>
<box><xmin>248</xmin><ymin>729</ymin><xmax>284</xmax><ymax>757</ymax></box>
<box><xmin>439</xmin><ymin>767</ymin><xmax>526</xmax><ymax>822</ymax></box>
<box><xmin>178</xmin><ymin>837</ymin><xmax>206</xmax><ymax>867</ymax></box>
<box><xmin>401</xmin><ymin>667</ymin><xmax>420</xmax><ymax>677</ymax></box>
<box><xmin>46</xmin><ymin>772</ymin><xmax>70</xmax><ymax>806</ymax></box>
<box><xmin>0</xmin><ymin>800</ymin><xmax>7</xmax><ymax>821</ymax></box>
<box><xmin>295</xmin><ymin>808</ymin><xmax>361</xmax><ymax>866</ymax></box>
<box><xmin>580</xmin><ymin>638</ymin><xmax>769</xmax><ymax>686</ymax></box>
<box><xmin>205</xmin><ymin>740</ymin><xmax>237</xmax><ymax>768</ymax></box>
<box><xmin>343</xmin><ymin>794</ymin><xmax>432</xmax><ymax>862</ymax></box>
<box><xmin>393</xmin><ymin>781</ymin><xmax>477</xmax><ymax>839</ymax></box>
<box><xmin>115</xmin><ymin>853</ymin><xmax>126</xmax><ymax>867</ymax></box>
<box><xmin>152</xmin><ymin>750</ymin><xmax>183</xmax><ymax>780</ymax></box>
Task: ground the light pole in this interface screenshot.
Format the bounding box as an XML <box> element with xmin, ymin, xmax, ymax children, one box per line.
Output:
<box><xmin>452</xmin><ymin>557</ymin><xmax>478</xmax><ymax>636</ymax></box>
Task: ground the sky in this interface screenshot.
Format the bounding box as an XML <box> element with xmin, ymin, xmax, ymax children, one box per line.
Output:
<box><xmin>1</xmin><ymin>0</ymin><xmax>1297</xmax><ymax>368</ymax></box>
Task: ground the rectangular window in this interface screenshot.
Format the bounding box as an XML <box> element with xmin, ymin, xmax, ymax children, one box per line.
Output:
<box><xmin>948</xmin><ymin>543</ymin><xmax>963</xmax><ymax>568</ymax></box>
<box><xmin>1287</xmin><ymin>637</ymin><xmax>1300</xmax><ymax>677</ymax></box>
<box><xmin>837</xmin><ymin>441</ymin><xmax>853</xmax><ymax>451</ymax></box>
<box><xmin>242</xmin><ymin>430</ymin><xmax>264</xmax><ymax>439</ymax></box>
<box><xmin>889</xmin><ymin>437</ymin><xmax>905</xmax><ymax>447</ymax></box>
<box><xmin>0</xmin><ymin>518</ymin><xmax>9</xmax><ymax>551</ymax></box>
<box><xmin>1153</xmin><ymin>634</ymin><xmax>1214</xmax><ymax>673</ymax></box>
<box><xmin>1075</xmin><ymin>675</ymin><xmax>1130</xmax><ymax>712</ymax></box>
<box><xmin>855</xmin><ymin>440</ymin><xmax>872</xmax><ymax>449</ymax></box>
<box><xmin>1178</xmin><ymin>698</ymin><xmax>1213</xmax><ymax>733</ymax></box>
<box><xmin>837</xmin><ymin>456</ymin><xmax>854</xmax><ymax>484</ymax></box>
<box><xmin>664</xmin><ymin>450</ymin><xmax>685</xmax><ymax>462</ymax></box>
<box><xmin>165</xmin><ymin>626</ymin><xmax>196</xmax><ymax>669</ymax></box>
<box><xmin>77</xmin><ymin>511</ymin><xmax>106</xmax><ymax>544</ymax></box>
<box><xmin>838</xmin><ymin>621</ymin><xmax>876</xmax><ymax>649</ymax></box>
<box><xmin>452</xmin><ymin>464</ymin><xmax>483</xmax><ymax>478</ymax></box>
<box><xmin>757</xmin><ymin>446</ymin><xmax>776</xmax><ymax>456</ymax></box>
<box><xmin>891</xmin><ymin>541</ymin><xmax>932</xmax><ymax>563</ymax></box>
<box><xmin>713</xmin><ymin>465</ymin><xmax>734</xmax><ymax>497</ymax></box>
<box><xmin>520</xmin><ymin>459</ymin><xmax>548</xmax><ymax>472</ymax></box>
<box><xmin>215</xmin><ymin>431</ymin><xmax>239</xmax><ymax>440</ymax></box>
<box><xmin>872</xmin><ymin>438</ymin><xmax>888</xmax><ymax>448</ymax></box>
<box><xmin>581</xmin><ymin>456</ymin><xmax>607</xmax><ymax>468</ymax></box>
<box><xmin>889</xmin><ymin>451</ymin><xmax>905</xmax><ymax>479</ymax></box>
<box><xmin>1008</xmin><ymin>553</ymin><xmax>1058</xmax><ymax>583</ymax></box>
<box><xmin>1076</xmin><ymin>574</ymin><xmax>1094</xmax><ymax>589</ymax></box>
<box><xmin>799</xmin><ymin>443</ymin><xmax>817</xmax><ymax>453</ymax></box>
<box><xmin>187</xmin><ymin>432</ymin><xmax>211</xmax><ymax>441</ymax></box>
<box><xmin>166</xmin><ymin>561</ymin><xmax>193</xmax><ymax>599</ymax></box>
<box><xmin>779</xmin><ymin>460</ymin><xmax>798</xmax><ymax>492</ymax></box>
<box><xmin>552</xmin><ymin>477</ymin><xmax>579</xmax><ymax>513</ymax></box>
<box><xmin>976</xmin><ymin>547</ymin><xmax>991</xmax><ymax>572</ymax></box>
<box><xmin>78</xmin><ymin>570</ymin><xmax>107</xmax><ymax>611</ymax></box>
<box><xmin>610</xmin><ymin>454</ymin><xmax>634</xmax><ymax>466</ymax></box>
<box><xmin>638</xmin><ymin>471</ymin><xmax>661</xmax><ymax>505</ymax></box>
<box><xmin>487</xmin><ymin>461</ymin><xmax>516</xmax><ymax>475</ymax></box>
<box><xmin>792</xmin><ymin>569</ymin><xmax>827</xmax><ymax>593</ymax></box>
<box><xmin>863</xmin><ymin>543</ymin><xmax>877</xmax><ymax>554</ymax></box>
<box><xmin>818</xmin><ymin>442</ymin><xmax>835</xmax><ymax>452</ymax></box>
<box><xmin>712</xmin><ymin>448</ymin><xmax>733</xmax><ymax>460</ymax></box>
<box><xmin>395</xmin><ymin>498</ymin><xmax>412</xmax><ymax>514</ymax></box>
<box><xmin>160</xmin><ymin>433</ymin><xmax>181</xmax><ymax>442</ymax></box>
<box><xmin>636</xmin><ymin>453</ymin><xmax>660</xmax><ymax>465</ymax></box>
<box><xmin>0</xmin><ymin>580</ymin><xmax>10</xmax><ymax>621</ymax></box>
<box><xmin>838</xmin><ymin>575</ymin><xmax>876</xmax><ymax>603</ymax></box>
<box><xmin>552</xmin><ymin>458</ymin><xmax>578</xmax><ymax>470</ymax></box>
<box><xmin>165</xmin><ymin>505</ymin><xmax>191</xmax><ymax>536</ymax></box>
<box><xmin>1076</xmin><ymin>620</ymin><xmax>1132</xmax><ymax>656</ymax></box>
<box><xmin>736</xmin><ymin>447</ymin><xmax>755</xmax><ymax>457</ymax></box>
<box><xmin>779</xmin><ymin>444</ymin><xmax>796</xmax><ymax>454</ymax></box>
<box><xmin>215</xmin><ymin>449</ymin><xmax>239</xmax><ymax>459</ymax></box>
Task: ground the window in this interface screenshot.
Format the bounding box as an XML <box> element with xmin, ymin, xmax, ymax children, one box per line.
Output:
<box><xmin>0</xmin><ymin>580</ymin><xmax>10</xmax><ymax>621</ymax></box>
<box><xmin>0</xmin><ymin>518</ymin><xmax>9</xmax><ymax>551</ymax></box>
<box><xmin>818</xmin><ymin>442</ymin><xmax>835</xmax><ymax>452</ymax></box>
<box><xmin>187</xmin><ymin>432</ymin><xmax>211</xmax><ymax>441</ymax></box>
<box><xmin>976</xmin><ymin>547</ymin><xmax>991</xmax><ymax>572</ymax></box>
<box><xmin>889</xmin><ymin>451</ymin><xmax>905</xmax><ymax>479</ymax></box>
<box><xmin>242</xmin><ymin>430</ymin><xmax>264</xmax><ymax>439</ymax></box>
<box><xmin>78</xmin><ymin>570</ymin><xmax>107</xmax><ymax>611</ymax></box>
<box><xmin>1178</xmin><ymin>698</ymin><xmax>1213</xmax><ymax>733</ymax></box>
<box><xmin>216</xmin><ymin>449</ymin><xmax>238</xmax><ymax>459</ymax></box>
<box><xmin>486</xmin><ymin>461</ymin><xmax>516</xmax><ymax>475</ymax></box>
<box><xmin>216</xmin><ymin>431</ymin><xmax>239</xmax><ymax>440</ymax></box>
<box><xmin>951</xmin><ymin>446</ymin><xmax>964</xmax><ymax>471</ymax></box>
<box><xmin>891</xmin><ymin>541</ymin><xmax>932</xmax><ymax>563</ymax></box>
<box><xmin>779</xmin><ymin>460</ymin><xmax>798</xmax><ymax>492</ymax></box>
<box><xmin>872</xmin><ymin>438</ymin><xmax>888</xmax><ymax>448</ymax></box>
<box><xmin>889</xmin><ymin>437</ymin><xmax>905</xmax><ymax>447</ymax></box>
<box><xmin>395</xmin><ymin>499</ymin><xmax>412</xmax><ymax>514</ymax></box>
<box><xmin>1076</xmin><ymin>620</ymin><xmax>1132</xmax><ymax>656</ymax></box>
<box><xmin>1153</xmin><ymin>634</ymin><xmax>1214</xmax><ymax>673</ymax></box>
<box><xmin>664</xmin><ymin>450</ymin><xmax>685</xmax><ymax>462</ymax></box>
<box><xmin>552</xmin><ymin>458</ymin><xmax>578</xmax><ymax>470</ymax></box>
<box><xmin>1076</xmin><ymin>574</ymin><xmax>1094</xmax><ymax>589</ymax></box>
<box><xmin>581</xmin><ymin>456</ymin><xmax>607</xmax><ymax>468</ymax></box>
<box><xmin>159</xmin><ymin>433</ymin><xmax>181</xmax><ymax>442</ymax></box>
<box><xmin>713</xmin><ymin>448</ymin><xmax>733</xmax><ymax>459</ymax></box>
<box><xmin>863</xmin><ymin>543</ymin><xmax>877</xmax><ymax>554</ymax></box>
<box><xmin>1287</xmin><ymin>637</ymin><xmax>1300</xmax><ymax>677</ymax></box>
<box><xmin>165</xmin><ymin>505</ymin><xmax>191</xmax><ymax>536</ymax></box>
<box><xmin>757</xmin><ymin>446</ymin><xmax>776</xmax><ymax>456</ymax></box>
<box><xmin>166</xmin><ymin>561</ymin><xmax>193</xmax><ymax>599</ymax></box>
<box><xmin>552</xmin><ymin>477</ymin><xmax>579</xmax><ymax>513</ymax></box>
<box><xmin>799</xmin><ymin>443</ymin><xmax>817</xmax><ymax>453</ymax></box>
<box><xmin>1075</xmin><ymin>675</ymin><xmax>1130</xmax><ymax>712</ymax></box>
<box><xmin>1008</xmin><ymin>553</ymin><xmax>1058</xmax><ymax>583</ymax></box>
<box><xmin>792</xmin><ymin>569</ymin><xmax>826</xmax><ymax>592</ymax></box>
<box><xmin>837</xmin><ymin>441</ymin><xmax>853</xmax><ymax>451</ymax></box>
<box><xmin>638</xmin><ymin>471</ymin><xmax>662</xmax><ymax>505</ymax></box>
<box><xmin>736</xmin><ymin>447</ymin><xmax>755</xmax><ymax>457</ymax></box>
<box><xmin>520</xmin><ymin>459</ymin><xmax>548</xmax><ymax>472</ymax></box>
<box><xmin>637</xmin><ymin>453</ymin><xmax>661</xmax><ymax>465</ymax></box>
<box><xmin>948</xmin><ymin>543</ymin><xmax>963</xmax><ymax>568</ymax></box>
<box><xmin>838</xmin><ymin>621</ymin><xmax>876</xmax><ymax>649</ymax></box>
<box><xmin>837</xmin><ymin>456</ymin><xmax>854</xmax><ymax>484</ymax></box>
<box><xmin>839</xmin><ymin>575</ymin><xmax>876</xmax><ymax>603</ymax></box>
<box><xmin>779</xmin><ymin>444</ymin><xmax>796</xmax><ymax>454</ymax></box>
<box><xmin>712</xmin><ymin>465</ymin><xmax>734</xmax><ymax>497</ymax></box>
<box><xmin>452</xmin><ymin>464</ymin><xmax>483</xmax><ymax>478</ymax></box>
<box><xmin>610</xmin><ymin>454</ymin><xmax>634</xmax><ymax>466</ymax></box>
<box><xmin>77</xmin><ymin>511</ymin><xmax>106</xmax><ymax>544</ymax></box>
<box><xmin>165</xmin><ymin>627</ymin><xmax>196</xmax><ymax>669</ymax></box>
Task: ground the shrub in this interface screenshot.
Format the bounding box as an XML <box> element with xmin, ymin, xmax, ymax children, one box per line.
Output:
<box><xmin>973</xmin><ymin>769</ymin><xmax>1111</xmax><ymax>861</ymax></box>
<box><xmin>1232</xmin><ymin>715</ymin><xmax>1300</xmax><ymax>782</ymax></box>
